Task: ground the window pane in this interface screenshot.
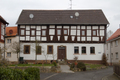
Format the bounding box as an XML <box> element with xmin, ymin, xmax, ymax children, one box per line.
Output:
<box><xmin>7</xmin><ymin>52</ymin><xmax>11</xmax><ymax>57</ymax></box>
<box><xmin>42</xmin><ymin>30</ymin><xmax>46</xmax><ymax>36</ymax></box>
<box><xmin>21</xmin><ymin>30</ymin><xmax>24</xmax><ymax>35</ymax></box>
<box><xmin>82</xmin><ymin>47</ymin><xmax>86</xmax><ymax>53</ymax></box>
<box><xmin>82</xmin><ymin>31</ymin><xmax>85</xmax><ymax>35</ymax></box>
<box><xmin>74</xmin><ymin>47</ymin><xmax>79</xmax><ymax>53</ymax></box>
<box><xmin>116</xmin><ymin>53</ymin><xmax>118</xmax><ymax>58</ymax></box>
<box><xmin>7</xmin><ymin>39</ymin><xmax>11</xmax><ymax>43</ymax></box>
<box><xmin>25</xmin><ymin>46</ymin><xmax>30</xmax><ymax>54</ymax></box>
<box><xmin>31</xmin><ymin>30</ymin><xmax>35</xmax><ymax>35</ymax></box>
<box><xmin>48</xmin><ymin>46</ymin><xmax>53</xmax><ymax>54</ymax></box>
<box><xmin>64</xmin><ymin>30</ymin><xmax>67</xmax><ymax>34</ymax></box>
<box><xmin>93</xmin><ymin>31</ymin><xmax>96</xmax><ymax>35</ymax></box>
<box><xmin>90</xmin><ymin>47</ymin><xmax>95</xmax><ymax>54</ymax></box>
<box><xmin>57</xmin><ymin>30</ymin><xmax>61</xmax><ymax>35</ymax></box>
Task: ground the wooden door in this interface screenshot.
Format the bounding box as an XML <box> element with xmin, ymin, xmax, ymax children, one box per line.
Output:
<box><xmin>58</xmin><ymin>46</ymin><xmax>66</xmax><ymax>59</ymax></box>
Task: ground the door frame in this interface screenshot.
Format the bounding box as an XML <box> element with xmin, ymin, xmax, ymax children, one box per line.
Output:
<box><xmin>57</xmin><ymin>46</ymin><xmax>67</xmax><ymax>59</ymax></box>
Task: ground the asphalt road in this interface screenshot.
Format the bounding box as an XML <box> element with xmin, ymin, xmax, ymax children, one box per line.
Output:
<box><xmin>40</xmin><ymin>67</ymin><xmax>113</xmax><ymax>80</ymax></box>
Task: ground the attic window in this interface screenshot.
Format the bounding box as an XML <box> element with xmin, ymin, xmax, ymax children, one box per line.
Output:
<box><xmin>70</xmin><ymin>16</ymin><xmax>73</xmax><ymax>18</ymax></box>
<box><xmin>9</xmin><ymin>30</ymin><xmax>13</xmax><ymax>34</ymax></box>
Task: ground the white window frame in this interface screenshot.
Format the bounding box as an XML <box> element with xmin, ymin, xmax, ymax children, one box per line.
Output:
<box><xmin>115</xmin><ymin>40</ymin><xmax>118</xmax><ymax>46</ymax></box>
<box><xmin>116</xmin><ymin>52</ymin><xmax>118</xmax><ymax>59</ymax></box>
<box><xmin>7</xmin><ymin>39</ymin><xmax>11</xmax><ymax>43</ymax></box>
<box><xmin>7</xmin><ymin>52</ymin><xmax>11</xmax><ymax>57</ymax></box>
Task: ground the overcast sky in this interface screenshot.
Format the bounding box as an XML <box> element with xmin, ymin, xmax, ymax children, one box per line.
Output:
<box><xmin>0</xmin><ymin>0</ymin><xmax>120</xmax><ymax>33</ymax></box>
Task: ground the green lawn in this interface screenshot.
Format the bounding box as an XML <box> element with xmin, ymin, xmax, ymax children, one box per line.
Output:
<box><xmin>10</xmin><ymin>64</ymin><xmax>54</xmax><ymax>66</ymax></box>
<box><xmin>85</xmin><ymin>63</ymin><xmax>104</xmax><ymax>70</ymax></box>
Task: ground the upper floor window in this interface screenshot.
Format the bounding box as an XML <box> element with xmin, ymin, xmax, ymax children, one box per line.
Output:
<box><xmin>82</xmin><ymin>47</ymin><xmax>86</xmax><ymax>54</ymax></box>
<box><xmin>63</xmin><ymin>29</ymin><xmax>68</xmax><ymax>35</ymax></box>
<box><xmin>74</xmin><ymin>46</ymin><xmax>79</xmax><ymax>54</ymax></box>
<box><xmin>21</xmin><ymin>29</ymin><xmax>25</xmax><ymax>35</ymax></box>
<box><xmin>90</xmin><ymin>47</ymin><xmax>95</xmax><ymax>54</ymax></box>
<box><xmin>116</xmin><ymin>52</ymin><xmax>118</xmax><ymax>59</ymax></box>
<box><xmin>57</xmin><ymin>29</ymin><xmax>61</xmax><ymax>35</ymax></box>
<box><xmin>7</xmin><ymin>52</ymin><xmax>11</xmax><ymax>57</ymax></box>
<box><xmin>115</xmin><ymin>40</ymin><xmax>118</xmax><ymax>46</ymax></box>
<box><xmin>111</xmin><ymin>53</ymin><xmax>113</xmax><ymax>59</ymax></box>
<box><xmin>7</xmin><ymin>39</ymin><xmax>11</xmax><ymax>43</ymax></box>
<box><xmin>47</xmin><ymin>45</ymin><xmax>53</xmax><ymax>54</ymax></box>
<box><xmin>36</xmin><ymin>46</ymin><xmax>41</xmax><ymax>55</ymax></box>
<box><xmin>92</xmin><ymin>30</ymin><xmax>97</xmax><ymax>36</ymax></box>
<box><xmin>31</xmin><ymin>29</ymin><xmax>35</xmax><ymax>36</ymax></box>
<box><xmin>81</xmin><ymin>30</ymin><xmax>86</xmax><ymax>36</ymax></box>
<box><xmin>24</xmin><ymin>45</ymin><xmax>30</xmax><ymax>54</ymax></box>
<box><xmin>41</xmin><ymin>29</ymin><xmax>46</xmax><ymax>37</ymax></box>
<box><xmin>111</xmin><ymin>42</ymin><xmax>113</xmax><ymax>48</ymax></box>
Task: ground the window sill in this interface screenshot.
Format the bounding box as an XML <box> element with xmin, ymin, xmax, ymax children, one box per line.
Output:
<box><xmin>81</xmin><ymin>54</ymin><xmax>87</xmax><ymax>55</ymax></box>
<box><xmin>90</xmin><ymin>53</ymin><xmax>95</xmax><ymax>55</ymax></box>
<box><xmin>73</xmin><ymin>53</ymin><xmax>80</xmax><ymax>55</ymax></box>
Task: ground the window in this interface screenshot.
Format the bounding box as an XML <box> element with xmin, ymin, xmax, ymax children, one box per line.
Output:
<box><xmin>82</xmin><ymin>47</ymin><xmax>86</xmax><ymax>54</ymax></box>
<box><xmin>90</xmin><ymin>47</ymin><xmax>95</xmax><ymax>54</ymax></box>
<box><xmin>74</xmin><ymin>46</ymin><xmax>79</xmax><ymax>54</ymax></box>
<box><xmin>116</xmin><ymin>52</ymin><xmax>118</xmax><ymax>59</ymax></box>
<box><xmin>92</xmin><ymin>30</ymin><xmax>97</xmax><ymax>36</ymax></box>
<box><xmin>63</xmin><ymin>29</ymin><xmax>68</xmax><ymax>35</ymax></box>
<box><xmin>47</xmin><ymin>45</ymin><xmax>53</xmax><ymax>54</ymax></box>
<box><xmin>107</xmin><ymin>54</ymin><xmax>109</xmax><ymax>60</ymax></box>
<box><xmin>31</xmin><ymin>29</ymin><xmax>35</xmax><ymax>36</ymax></box>
<box><xmin>115</xmin><ymin>40</ymin><xmax>118</xmax><ymax>46</ymax></box>
<box><xmin>7</xmin><ymin>52</ymin><xmax>11</xmax><ymax>57</ymax></box>
<box><xmin>57</xmin><ymin>29</ymin><xmax>61</xmax><ymax>35</ymax></box>
<box><xmin>111</xmin><ymin>42</ymin><xmax>113</xmax><ymax>47</ymax></box>
<box><xmin>41</xmin><ymin>30</ymin><xmax>46</xmax><ymax>36</ymax></box>
<box><xmin>81</xmin><ymin>30</ymin><xmax>86</xmax><ymax>36</ymax></box>
<box><xmin>24</xmin><ymin>45</ymin><xmax>30</xmax><ymax>54</ymax></box>
<box><xmin>21</xmin><ymin>29</ymin><xmax>25</xmax><ymax>35</ymax></box>
<box><xmin>111</xmin><ymin>53</ymin><xmax>113</xmax><ymax>59</ymax></box>
<box><xmin>36</xmin><ymin>46</ymin><xmax>41</xmax><ymax>55</ymax></box>
<box><xmin>7</xmin><ymin>39</ymin><xmax>11</xmax><ymax>43</ymax></box>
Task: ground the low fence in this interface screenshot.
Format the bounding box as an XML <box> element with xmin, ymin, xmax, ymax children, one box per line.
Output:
<box><xmin>113</xmin><ymin>63</ymin><xmax>120</xmax><ymax>76</ymax></box>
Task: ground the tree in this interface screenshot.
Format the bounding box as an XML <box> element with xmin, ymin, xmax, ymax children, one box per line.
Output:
<box><xmin>0</xmin><ymin>47</ymin><xmax>6</xmax><ymax>60</ymax></box>
<box><xmin>11</xmin><ymin>41</ymin><xmax>21</xmax><ymax>63</ymax></box>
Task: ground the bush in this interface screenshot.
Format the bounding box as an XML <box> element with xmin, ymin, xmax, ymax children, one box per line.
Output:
<box><xmin>0</xmin><ymin>67</ymin><xmax>40</xmax><ymax>80</ymax></box>
<box><xmin>77</xmin><ymin>62</ymin><xmax>86</xmax><ymax>71</ymax></box>
<box><xmin>70</xmin><ymin>63</ymin><xmax>75</xmax><ymax>70</ymax></box>
<box><xmin>0</xmin><ymin>59</ymin><xmax>9</xmax><ymax>67</ymax></box>
<box><xmin>102</xmin><ymin>53</ymin><xmax>108</xmax><ymax>66</ymax></box>
<box><xmin>53</xmin><ymin>62</ymin><xmax>57</xmax><ymax>66</ymax></box>
<box><xmin>24</xmin><ymin>67</ymin><xmax>40</xmax><ymax>80</ymax></box>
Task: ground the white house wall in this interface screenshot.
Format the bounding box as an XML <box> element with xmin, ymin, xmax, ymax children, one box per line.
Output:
<box><xmin>20</xmin><ymin>43</ymin><xmax>104</xmax><ymax>61</ymax></box>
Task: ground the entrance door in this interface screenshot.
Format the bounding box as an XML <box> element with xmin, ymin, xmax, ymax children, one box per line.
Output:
<box><xmin>58</xmin><ymin>46</ymin><xmax>66</xmax><ymax>59</ymax></box>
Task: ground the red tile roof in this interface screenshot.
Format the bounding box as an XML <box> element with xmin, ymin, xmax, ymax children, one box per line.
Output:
<box><xmin>107</xmin><ymin>29</ymin><xmax>120</xmax><ymax>41</ymax></box>
<box><xmin>6</xmin><ymin>27</ymin><xmax>17</xmax><ymax>36</ymax></box>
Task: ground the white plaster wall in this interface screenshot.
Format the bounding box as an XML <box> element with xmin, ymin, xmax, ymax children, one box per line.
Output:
<box><xmin>81</xmin><ymin>26</ymin><xmax>85</xmax><ymax>29</ymax></box>
<box><xmin>26</xmin><ymin>26</ymin><xmax>30</xmax><ymax>30</ymax></box>
<box><xmin>77</xmin><ymin>30</ymin><xmax>80</xmax><ymax>35</ymax></box>
<box><xmin>49</xmin><ymin>29</ymin><xmax>55</xmax><ymax>35</ymax></box>
<box><xmin>100</xmin><ymin>30</ymin><xmax>104</xmax><ymax>36</ymax></box>
<box><xmin>87</xmin><ymin>30</ymin><xmax>91</xmax><ymax>36</ymax></box>
<box><xmin>36</xmin><ymin>26</ymin><xmax>41</xmax><ymax>30</ymax></box>
<box><xmin>41</xmin><ymin>37</ymin><xmax>46</xmax><ymax>41</ymax></box>
<box><xmin>77</xmin><ymin>26</ymin><xmax>80</xmax><ymax>29</ymax></box>
<box><xmin>57</xmin><ymin>26</ymin><xmax>62</xmax><ymax>28</ymax></box>
<box><xmin>20</xmin><ymin>25</ymin><xmax>25</xmax><ymax>28</ymax></box>
<box><xmin>87</xmin><ymin>37</ymin><xmax>91</xmax><ymax>41</ymax></box>
<box><xmin>100</xmin><ymin>26</ymin><xmax>104</xmax><ymax>29</ymax></box>
<box><xmin>71</xmin><ymin>30</ymin><xmax>76</xmax><ymax>35</ymax></box>
<box><xmin>31</xmin><ymin>26</ymin><xmax>35</xmax><ymax>28</ymax></box>
<box><xmin>42</xmin><ymin>26</ymin><xmax>47</xmax><ymax>29</ymax></box>
<box><xmin>36</xmin><ymin>31</ymin><xmax>41</xmax><ymax>35</ymax></box>
<box><xmin>63</xmin><ymin>26</ymin><xmax>69</xmax><ymax>28</ymax></box>
<box><xmin>92</xmin><ymin>37</ymin><xmax>99</xmax><ymax>41</ymax></box>
<box><xmin>26</xmin><ymin>36</ymin><xmax>30</xmax><ymax>41</ymax></box>
<box><xmin>87</xmin><ymin>26</ymin><xmax>91</xmax><ymax>29</ymax></box>
<box><xmin>92</xmin><ymin>26</ymin><xmax>98</xmax><ymax>29</ymax></box>
<box><xmin>20</xmin><ymin>43</ymin><xmax>104</xmax><ymax>61</ymax></box>
<box><xmin>71</xmin><ymin>26</ymin><xmax>76</xmax><ymax>29</ymax></box>
<box><xmin>31</xmin><ymin>37</ymin><xmax>35</xmax><ymax>41</ymax></box>
<box><xmin>20</xmin><ymin>37</ymin><xmax>25</xmax><ymax>40</ymax></box>
<box><xmin>81</xmin><ymin>37</ymin><xmax>85</xmax><ymax>41</ymax></box>
<box><xmin>26</xmin><ymin>31</ymin><xmax>30</xmax><ymax>35</ymax></box>
<box><xmin>50</xmin><ymin>25</ymin><xmax>55</xmax><ymax>28</ymax></box>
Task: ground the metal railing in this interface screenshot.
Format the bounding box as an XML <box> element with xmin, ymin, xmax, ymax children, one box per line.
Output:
<box><xmin>113</xmin><ymin>63</ymin><xmax>120</xmax><ymax>76</ymax></box>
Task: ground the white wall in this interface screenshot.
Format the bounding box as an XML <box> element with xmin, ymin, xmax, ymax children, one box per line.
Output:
<box><xmin>20</xmin><ymin>43</ymin><xmax>104</xmax><ymax>61</ymax></box>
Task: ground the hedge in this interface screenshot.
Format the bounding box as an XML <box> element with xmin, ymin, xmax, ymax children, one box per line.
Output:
<box><xmin>0</xmin><ymin>67</ymin><xmax>40</xmax><ymax>80</ymax></box>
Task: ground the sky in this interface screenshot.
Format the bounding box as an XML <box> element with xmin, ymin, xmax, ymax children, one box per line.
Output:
<box><xmin>0</xmin><ymin>0</ymin><xmax>120</xmax><ymax>33</ymax></box>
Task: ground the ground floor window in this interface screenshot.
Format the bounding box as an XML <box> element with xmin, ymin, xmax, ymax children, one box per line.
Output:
<box><xmin>36</xmin><ymin>46</ymin><xmax>41</xmax><ymax>55</ymax></box>
<box><xmin>90</xmin><ymin>47</ymin><xmax>95</xmax><ymax>54</ymax></box>
<box><xmin>74</xmin><ymin>46</ymin><xmax>79</xmax><ymax>54</ymax></box>
<box><xmin>47</xmin><ymin>45</ymin><xmax>53</xmax><ymax>54</ymax></box>
<box><xmin>7</xmin><ymin>52</ymin><xmax>11</xmax><ymax>57</ymax></box>
<box><xmin>82</xmin><ymin>47</ymin><xmax>86</xmax><ymax>54</ymax></box>
<box><xmin>116</xmin><ymin>52</ymin><xmax>118</xmax><ymax>59</ymax></box>
<box><xmin>24</xmin><ymin>45</ymin><xmax>30</xmax><ymax>54</ymax></box>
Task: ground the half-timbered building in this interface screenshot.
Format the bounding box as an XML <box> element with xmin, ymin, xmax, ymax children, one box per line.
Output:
<box><xmin>16</xmin><ymin>10</ymin><xmax>109</xmax><ymax>64</ymax></box>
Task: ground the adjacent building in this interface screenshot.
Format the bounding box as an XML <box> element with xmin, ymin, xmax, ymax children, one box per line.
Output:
<box><xmin>106</xmin><ymin>28</ymin><xmax>120</xmax><ymax>65</ymax></box>
<box><xmin>16</xmin><ymin>10</ymin><xmax>109</xmax><ymax>64</ymax></box>
<box><xmin>5</xmin><ymin>27</ymin><xmax>19</xmax><ymax>63</ymax></box>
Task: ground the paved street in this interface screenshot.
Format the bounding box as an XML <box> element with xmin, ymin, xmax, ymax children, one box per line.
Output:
<box><xmin>40</xmin><ymin>67</ymin><xmax>118</xmax><ymax>80</ymax></box>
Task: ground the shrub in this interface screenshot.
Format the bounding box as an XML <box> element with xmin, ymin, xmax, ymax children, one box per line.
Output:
<box><xmin>77</xmin><ymin>62</ymin><xmax>86</xmax><ymax>71</ymax></box>
<box><xmin>102</xmin><ymin>53</ymin><xmax>108</xmax><ymax>66</ymax></box>
<box><xmin>24</xmin><ymin>67</ymin><xmax>40</xmax><ymax>80</ymax></box>
<box><xmin>0</xmin><ymin>59</ymin><xmax>9</xmax><ymax>67</ymax></box>
<box><xmin>70</xmin><ymin>63</ymin><xmax>75</xmax><ymax>70</ymax></box>
<box><xmin>53</xmin><ymin>62</ymin><xmax>57</xmax><ymax>66</ymax></box>
<box><xmin>0</xmin><ymin>67</ymin><xmax>13</xmax><ymax>80</ymax></box>
<box><xmin>0</xmin><ymin>67</ymin><xmax>40</xmax><ymax>80</ymax></box>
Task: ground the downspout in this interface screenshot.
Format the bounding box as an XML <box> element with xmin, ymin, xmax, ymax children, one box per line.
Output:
<box><xmin>4</xmin><ymin>24</ymin><xmax>7</xmax><ymax>59</ymax></box>
<box><xmin>110</xmin><ymin>41</ymin><xmax>112</xmax><ymax>65</ymax></box>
